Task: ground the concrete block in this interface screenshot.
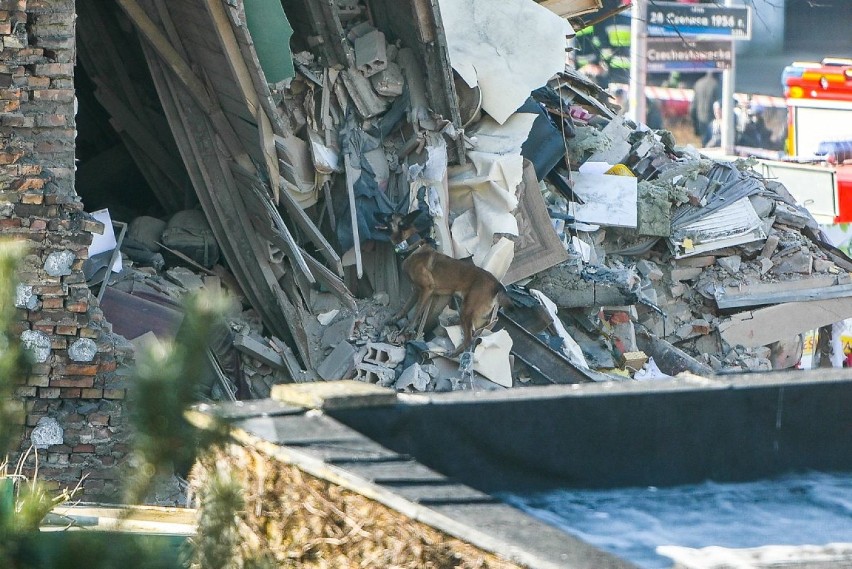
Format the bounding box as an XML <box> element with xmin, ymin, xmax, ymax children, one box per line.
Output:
<box><xmin>233</xmin><ymin>333</ymin><xmax>285</xmax><ymax>370</ymax></box>
<box><xmin>674</xmin><ymin>256</ymin><xmax>716</xmax><ymax>268</ymax></box>
<box><xmin>362</xmin><ymin>342</ymin><xmax>405</xmax><ymax>367</ymax></box>
<box><xmin>354</xmin><ymin>29</ymin><xmax>388</xmax><ymax>77</ymax></box>
<box><xmin>321</xmin><ymin>315</ymin><xmax>355</xmax><ymax>349</ymax></box>
<box><xmin>773</xmin><ymin>250</ymin><xmax>813</xmax><ymax>275</ymax></box>
<box><xmin>760</xmin><ymin>234</ymin><xmax>780</xmax><ymax>258</ymax></box>
<box><xmin>353</xmin><ymin>361</ymin><xmax>395</xmax><ymax>385</ymax></box>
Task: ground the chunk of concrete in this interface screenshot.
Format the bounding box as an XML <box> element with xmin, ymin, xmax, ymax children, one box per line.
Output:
<box><xmin>15</xmin><ymin>283</ymin><xmax>37</xmax><ymax>309</ymax></box>
<box><xmin>769</xmin><ymin>336</ymin><xmax>804</xmax><ymax>369</ymax></box>
<box><xmin>773</xmin><ymin>250</ymin><xmax>813</xmax><ymax>275</ymax></box>
<box><xmin>670</xmin><ymin>267</ymin><xmax>703</xmax><ymax>282</ymax></box>
<box><xmin>354</xmin><ymin>29</ymin><xmax>388</xmax><ymax>77</ymax></box>
<box><xmin>370</xmin><ymin>61</ymin><xmax>404</xmax><ymax>97</ymax></box>
<box><xmin>316</xmin><ymin>341</ymin><xmax>357</xmax><ymax>381</ymax></box>
<box><xmin>395</xmin><ymin>362</ymin><xmax>431</xmax><ymax>392</ymax></box>
<box><xmin>341</xmin><ymin>69</ymin><xmax>389</xmax><ymax>118</ymax></box>
<box><xmin>760</xmin><ymin>234</ymin><xmax>780</xmax><ymax>258</ymax></box>
<box><xmin>717</xmin><ymin>255</ymin><xmax>742</xmax><ymax>275</ymax></box>
<box><xmin>21</xmin><ymin>330</ymin><xmax>51</xmax><ymax>363</ymax></box>
<box><xmin>165</xmin><ymin>266</ymin><xmax>205</xmax><ymax>291</ymax></box>
<box><xmin>31</xmin><ymin>417</ymin><xmax>63</xmax><ymax>449</ymax></box>
<box><xmin>636</xmin><ymin>259</ymin><xmax>663</xmax><ymax>281</ymax></box>
<box><xmin>68</xmin><ymin>338</ymin><xmax>97</xmax><ymax>362</ymax></box>
<box><xmin>44</xmin><ymin>250</ymin><xmax>75</xmax><ymax>277</ymax></box>
<box><xmin>321</xmin><ymin>315</ymin><xmax>355</xmax><ymax>349</ymax></box>
<box><xmin>719</xmin><ymin>297</ymin><xmax>852</xmax><ymax>348</ymax></box>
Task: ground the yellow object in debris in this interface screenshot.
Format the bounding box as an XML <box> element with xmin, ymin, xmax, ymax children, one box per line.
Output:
<box><xmin>682</xmin><ymin>237</ymin><xmax>694</xmax><ymax>251</ymax></box>
<box><xmin>605</xmin><ymin>164</ymin><xmax>635</xmax><ymax>177</ymax></box>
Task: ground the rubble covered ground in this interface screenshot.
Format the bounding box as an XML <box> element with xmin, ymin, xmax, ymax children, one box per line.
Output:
<box><xmin>70</xmin><ymin>0</ymin><xmax>852</xmax><ymax>402</ymax></box>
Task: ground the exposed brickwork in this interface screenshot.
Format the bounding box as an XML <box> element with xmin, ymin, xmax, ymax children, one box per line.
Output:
<box><xmin>1</xmin><ymin>0</ymin><xmax>131</xmax><ymax>500</ymax></box>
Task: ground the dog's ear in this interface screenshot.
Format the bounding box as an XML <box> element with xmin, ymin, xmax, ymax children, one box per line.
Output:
<box><xmin>399</xmin><ymin>209</ymin><xmax>422</xmax><ymax>229</ymax></box>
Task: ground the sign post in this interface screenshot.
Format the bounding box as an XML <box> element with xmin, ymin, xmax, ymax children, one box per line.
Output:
<box><xmin>628</xmin><ymin>0</ymin><xmax>647</xmax><ymax>125</ymax></box>
<box><xmin>637</xmin><ymin>0</ymin><xmax>751</xmax><ymax>152</ymax></box>
<box><xmin>721</xmin><ymin>0</ymin><xmax>738</xmax><ymax>154</ymax></box>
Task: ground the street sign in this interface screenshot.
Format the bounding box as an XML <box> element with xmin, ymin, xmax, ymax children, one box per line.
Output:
<box><xmin>648</xmin><ymin>2</ymin><xmax>751</xmax><ymax>40</ymax></box>
<box><xmin>647</xmin><ymin>38</ymin><xmax>733</xmax><ymax>73</ymax></box>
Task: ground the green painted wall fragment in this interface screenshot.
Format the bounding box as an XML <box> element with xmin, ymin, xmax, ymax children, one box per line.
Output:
<box><xmin>243</xmin><ymin>0</ymin><xmax>295</xmax><ymax>84</ymax></box>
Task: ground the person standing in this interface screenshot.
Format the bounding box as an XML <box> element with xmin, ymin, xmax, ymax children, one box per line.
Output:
<box><xmin>690</xmin><ymin>71</ymin><xmax>721</xmax><ymax>145</ymax></box>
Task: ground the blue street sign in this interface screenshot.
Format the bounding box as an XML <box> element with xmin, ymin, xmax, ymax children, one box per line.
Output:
<box><xmin>648</xmin><ymin>2</ymin><xmax>752</xmax><ymax>40</ymax></box>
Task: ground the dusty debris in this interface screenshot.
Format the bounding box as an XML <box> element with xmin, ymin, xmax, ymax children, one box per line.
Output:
<box><xmin>73</xmin><ymin>0</ymin><xmax>852</xmax><ymax>399</ymax></box>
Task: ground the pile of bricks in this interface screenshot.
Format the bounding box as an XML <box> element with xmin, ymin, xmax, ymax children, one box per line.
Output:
<box><xmin>1</xmin><ymin>0</ymin><xmax>129</xmax><ymax>499</ymax></box>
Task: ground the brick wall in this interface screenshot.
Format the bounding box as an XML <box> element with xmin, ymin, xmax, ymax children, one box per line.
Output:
<box><xmin>1</xmin><ymin>0</ymin><xmax>130</xmax><ymax>499</ymax></box>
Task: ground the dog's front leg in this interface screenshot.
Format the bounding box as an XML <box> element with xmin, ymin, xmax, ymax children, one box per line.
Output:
<box><xmin>392</xmin><ymin>292</ymin><xmax>418</xmax><ymax>323</ymax></box>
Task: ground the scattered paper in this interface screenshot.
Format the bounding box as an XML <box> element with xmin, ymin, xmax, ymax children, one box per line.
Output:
<box><xmin>88</xmin><ymin>209</ymin><xmax>122</xmax><ymax>273</ymax></box>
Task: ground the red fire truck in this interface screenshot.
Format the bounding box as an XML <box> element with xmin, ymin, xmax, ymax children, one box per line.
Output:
<box><xmin>762</xmin><ymin>60</ymin><xmax>852</xmax><ymax>224</ymax></box>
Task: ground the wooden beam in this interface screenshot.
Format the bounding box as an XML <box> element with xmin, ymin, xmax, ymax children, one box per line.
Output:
<box><xmin>144</xmin><ymin>44</ymin><xmax>311</xmax><ymax>365</ymax></box>
<box><xmin>716</xmin><ymin>283</ymin><xmax>852</xmax><ymax>309</ymax></box>
<box><xmin>115</xmin><ymin>0</ymin><xmax>255</xmax><ymax>173</ymax></box>
<box><xmin>301</xmin><ymin>248</ymin><xmax>356</xmax><ymax>311</ymax></box>
<box><xmin>205</xmin><ymin>0</ymin><xmax>286</xmax><ymax>203</ymax></box>
<box><xmin>344</xmin><ymin>153</ymin><xmax>363</xmax><ymax>279</ymax></box>
<box><xmin>278</xmin><ymin>177</ymin><xmax>343</xmax><ymax>275</ymax></box>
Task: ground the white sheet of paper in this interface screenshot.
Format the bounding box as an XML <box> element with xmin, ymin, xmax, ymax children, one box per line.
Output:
<box><xmin>569</xmin><ymin>172</ymin><xmax>638</xmax><ymax>228</ymax></box>
<box><xmin>445</xmin><ymin>327</ymin><xmax>514</xmax><ymax>387</ymax></box>
<box><xmin>578</xmin><ymin>161</ymin><xmax>613</xmax><ymax>174</ymax></box>
<box><xmin>88</xmin><ymin>209</ymin><xmax>122</xmax><ymax>273</ymax></box>
<box><xmin>438</xmin><ymin>0</ymin><xmax>572</xmax><ymax>124</ymax></box>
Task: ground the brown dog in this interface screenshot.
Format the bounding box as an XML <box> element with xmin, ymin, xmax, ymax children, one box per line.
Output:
<box><xmin>378</xmin><ymin>211</ymin><xmax>509</xmax><ymax>356</ymax></box>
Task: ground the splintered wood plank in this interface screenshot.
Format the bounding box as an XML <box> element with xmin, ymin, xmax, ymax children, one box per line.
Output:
<box><xmin>117</xmin><ymin>0</ymin><xmax>255</xmax><ymax>173</ymax></box>
<box><xmin>143</xmin><ymin>42</ymin><xmax>310</xmax><ymax>364</ymax></box>
<box><xmin>719</xmin><ymin>297</ymin><xmax>852</xmax><ymax>348</ymax></box>
<box><xmin>271</xmin><ymin>380</ymin><xmax>397</xmax><ymax>410</ymax></box>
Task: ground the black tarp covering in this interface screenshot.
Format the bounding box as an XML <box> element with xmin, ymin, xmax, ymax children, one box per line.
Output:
<box><xmin>329</xmin><ymin>376</ymin><xmax>852</xmax><ymax>494</ymax></box>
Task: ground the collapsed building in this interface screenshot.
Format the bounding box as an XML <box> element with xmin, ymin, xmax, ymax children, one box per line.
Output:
<box><xmin>4</xmin><ymin>0</ymin><xmax>852</xmax><ymax>497</ymax></box>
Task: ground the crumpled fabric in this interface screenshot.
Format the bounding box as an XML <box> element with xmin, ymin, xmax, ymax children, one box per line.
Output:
<box><xmin>336</xmin><ymin>118</ymin><xmax>395</xmax><ymax>251</ymax></box>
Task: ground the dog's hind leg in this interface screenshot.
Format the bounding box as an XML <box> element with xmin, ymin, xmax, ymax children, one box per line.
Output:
<box><xmin>408</xmin><ymin>287</ymin><xmax>433</xmax><ymax>337</ymax></box>
<box><xmin>392</xmin><ymin>293</ymin><xmax>418</xmax><ymax>322</ymax></box>
<box><xmin>415</xmin><ymin>297</ymin><xmax>433</xmax><ymax>340</ymax></box>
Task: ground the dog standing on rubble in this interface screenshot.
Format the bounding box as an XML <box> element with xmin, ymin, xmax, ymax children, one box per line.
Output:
<box><xmin>376</xmin><ymin>209</ymin><xmax>511</xmax><ymax>356</ymax></box>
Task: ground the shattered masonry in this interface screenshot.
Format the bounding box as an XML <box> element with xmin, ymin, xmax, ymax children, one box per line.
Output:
<box><xmin>5</xmin><ymin>0</ymin><xmax>852</xmax><ymax>495</ymax></box>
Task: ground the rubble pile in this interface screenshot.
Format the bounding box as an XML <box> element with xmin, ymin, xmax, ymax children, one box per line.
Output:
<box><xmin>83</xmin><ymin>0</ymin><xmax>852</xmax><ymax>399</ymax></box>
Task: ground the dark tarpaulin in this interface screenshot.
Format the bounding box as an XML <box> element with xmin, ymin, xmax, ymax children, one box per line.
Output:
<box><xmin>336</xmin><ymin>120</ymin><xmax>395</xmax><ymax>251</ymax></box>
<box><xmin>519</xmin><ymin>97</ymin><xmax>566</xmax><ymax>181</ymax></box>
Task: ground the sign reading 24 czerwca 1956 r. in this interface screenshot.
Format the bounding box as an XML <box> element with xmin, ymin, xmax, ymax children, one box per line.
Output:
<box><xmin>648</xmin><ymin>2</ymin><xmax>752</xmax><ymax>41</ymax></box>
